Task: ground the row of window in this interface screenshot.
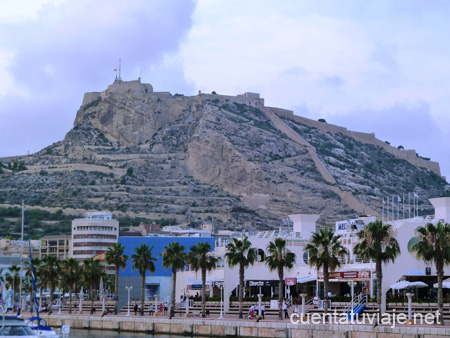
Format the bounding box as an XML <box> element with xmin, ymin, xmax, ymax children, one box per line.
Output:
<box><xmin>42</xmin><ymin>240</ymin><xmax>69</xmax><ymax>246</ymax></box>
<box><xmin>73</xmin><ymin>234</ymin><xmax>117</xmax><ymax>239</ymax></box>
<box><xmin>73</xmin><ymin>242</ymin><xmax>114</xmax><ymax>247</ymax></box>
<box><xmin>73</xmin><ymin>226</ymin><xmax>117</xmax><ymax>231</ymax></box>
<box><xmin>73</xmin><ymin>250</ymin><xmax>106</xmax><ymax>255</ymax></box>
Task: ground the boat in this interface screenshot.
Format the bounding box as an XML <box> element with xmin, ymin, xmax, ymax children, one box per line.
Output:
<box><xmin>25</xmin><ymin>317</ymin><xmax>59</xmax><ymax>337</ymax></box>
<box><xmin>23</xmin><ymin>210</ymin><xmax>60</xmax><ymax>338</ymax></box>
<box><xmin>0</xmin><ymin>306</ymin><xmax>37</xmax><ymax>337</ymax></box>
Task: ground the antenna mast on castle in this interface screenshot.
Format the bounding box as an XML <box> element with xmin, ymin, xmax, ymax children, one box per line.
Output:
<box><xmin>118</xmin><ymin>58</ymin><xmax>122</xmax><ymax>82</ymax></box>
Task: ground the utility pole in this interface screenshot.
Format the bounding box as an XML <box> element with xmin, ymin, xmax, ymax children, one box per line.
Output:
<box><xmin>19</xmin><ymin>200</ymin><xmax>24</xmax><ymax>312</ymax></box>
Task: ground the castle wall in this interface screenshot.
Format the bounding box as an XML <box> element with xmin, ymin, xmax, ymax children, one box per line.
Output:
<box><xmin>272</xmin><ymin>109</ymin><xmax>443</xmax><ymax>178</ymax></box>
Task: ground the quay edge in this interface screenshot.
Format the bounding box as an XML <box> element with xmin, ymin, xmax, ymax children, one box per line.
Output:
<box><xmin>34</xmin><ymin>314</ymin><xmax>450</xmax><ymax>338</ymax></box>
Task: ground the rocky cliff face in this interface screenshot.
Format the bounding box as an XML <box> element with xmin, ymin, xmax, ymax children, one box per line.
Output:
<box><xmin>0</xmin><ymin>80</ymin><xmax>448</xmax><ymax>229</ymax></box>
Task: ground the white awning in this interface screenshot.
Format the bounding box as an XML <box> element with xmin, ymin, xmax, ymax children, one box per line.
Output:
<box><xmin>187</xmin><ymin>278</ymin><xmax>223</xmax><ymax>285</ymax></box>
<box><xmin>390</xmin><ymin>281</ymin><xmax>427</xmax><ymax>290</ymax></box>
<box><xmin>297</xmin><ymin>276</ymin><xmax>316</xmax><ymax>284</ymax></box>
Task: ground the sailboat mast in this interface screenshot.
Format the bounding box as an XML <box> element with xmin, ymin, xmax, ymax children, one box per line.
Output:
<box><xmin>19</xmin><ymin>200</ymin><xmax>24</xmax><ymax>310</ymax></box>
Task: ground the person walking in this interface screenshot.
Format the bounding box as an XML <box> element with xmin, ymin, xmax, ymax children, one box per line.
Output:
<box><xmin>133</xmin><ymin>302</ymin><xmax>138</xmax><ymax>316</ymax></box>
<box><xmin>261</xmin><ymin>304</ymin><xmax>265</xmax><ymax>319</ymax></box>
<box><xmin>149</xmin><ymin>304</ymin><xmax>154</xmax><ymax>316</ymax></box>
<box><xmin>282</xmin><ymin>301</ymin><xmax>289</xmax><ymax>319</ymax></box>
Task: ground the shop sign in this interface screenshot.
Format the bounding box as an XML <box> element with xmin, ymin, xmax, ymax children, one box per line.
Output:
<box><xmin>317</xmin><ymin>270</ymin><xmax>370</xmax><ymax>280</ymax></box>
<box><xmin>285</xmin><ymin>277</ymin><xmax>297</xmax><ymax>286</ymax></box>
<box><xmin>246</xmin><ymin>280</ymin><xmax>279</xmax><ymax>287</ymax></box>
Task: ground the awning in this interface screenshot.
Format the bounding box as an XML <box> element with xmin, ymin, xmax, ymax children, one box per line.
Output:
<box><xmin>433</xmin><ymin>278</ymin><xmax>450</xmax><ymax>288</ymax></box>
<box><xmin>297</xmin><ymin>276</ymin><xmax>317</xmax><ymax>283</ymax></box>
<box><xmin>390</xmin><ymin>281</ymin><xmax>427</xmax><ymax>290</ymax></box>
<box><xmin>187</xmin><ymin>278</ymin><xmax>223</xmax><ymax>285</ymax></box>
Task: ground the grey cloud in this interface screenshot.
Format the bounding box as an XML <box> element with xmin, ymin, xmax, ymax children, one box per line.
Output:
<box><xmin>0</xmin><ymin>0</ymin><xmax>196</xmax><ymax>157</ymax></box>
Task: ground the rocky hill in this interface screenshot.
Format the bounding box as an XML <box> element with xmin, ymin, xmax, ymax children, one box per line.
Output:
<box><xmin>0</xmin><ymin>79</ymin><xmax>448</xmax><ymax>230</ymax></box>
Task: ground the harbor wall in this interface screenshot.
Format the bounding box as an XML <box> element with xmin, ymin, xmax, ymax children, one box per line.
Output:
<box><xmin>39</xmin><ymin>314</ymin><xmax>450</xmax><ymax>338</ymax></box>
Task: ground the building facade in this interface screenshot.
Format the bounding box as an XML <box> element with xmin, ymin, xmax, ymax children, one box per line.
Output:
<box><xmin>39</xmin><ymin>235</ymin><xmax>71</xmax><ymax>259</ymax></box>
<box><xmin>71</xmin><ymin>211</ymin><xmax>119</xmax><ymax>262</ymax></box>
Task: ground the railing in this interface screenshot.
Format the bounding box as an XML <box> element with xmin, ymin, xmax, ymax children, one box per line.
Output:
<box><xmin>286</xmin><ymin>295</ymin><xmax>293</xmax><ymax>307</ymax></box>
<box><xmin>342</xmin><ymin>295</ymin><xmax>368</xmax><ymax>318</ymax></box>
<box><xmin>304</xmin><ymin>298</ymin><xmax>314</xmax><ymax>313</ymax></box>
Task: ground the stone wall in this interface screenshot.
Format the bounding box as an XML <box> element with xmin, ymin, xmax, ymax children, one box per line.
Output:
<box><xmin>42</xmin><ymin>314</ymin><xmax>450</xmax><ymax>338</ymax></box>
<box><xmin>270</xmin><ymin>109</ymin><xmax>443</xmax><ymax>178</ymax></box>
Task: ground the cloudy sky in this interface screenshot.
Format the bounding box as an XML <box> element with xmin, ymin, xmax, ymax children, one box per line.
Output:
<box><xmin>0</xmin><ymin>0</ymin><xmax>449</xmax><ymax>180</ymax></box>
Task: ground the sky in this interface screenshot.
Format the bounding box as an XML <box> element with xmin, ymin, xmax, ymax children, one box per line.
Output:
<box><xmin>0</xmin><ymin>0</ymin><xmax>449</xmax><ymax>181</ymax></box>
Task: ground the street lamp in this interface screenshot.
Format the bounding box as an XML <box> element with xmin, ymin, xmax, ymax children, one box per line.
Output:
<box><xmin>125</xmin><ymin>286</ymin><xmax>133</xmax><ymax>316</ymax></box>
<box><xmin>219</xmin><ymin>284</ymin><xmax>223</xmax><ymax>319</ymax></box>
<box><xmin>347</xmin><ymin>281</ymin><xmax>356</xmax><ymax>321</ymax></box>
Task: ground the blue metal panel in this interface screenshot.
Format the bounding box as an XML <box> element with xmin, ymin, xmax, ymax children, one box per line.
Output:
<box><xmin>118</xmin><ymin>237</ymin><xmax>215</xmax><ymax>277</ymax></box>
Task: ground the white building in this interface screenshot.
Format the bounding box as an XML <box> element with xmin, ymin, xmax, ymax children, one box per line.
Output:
<box><xmin>174</xmin><ymin>197</ymin><xmax>450</xmax><ymax>314</ymax></box>
<box><xmin>71</xmin><ymin>211</ymin><xmax>119</xmax><ymax>262</ymax></box>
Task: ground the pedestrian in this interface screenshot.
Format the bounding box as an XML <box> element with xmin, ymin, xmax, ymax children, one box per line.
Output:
<box><xmin>149</xmin><ymin>304</ymin><xmax>154</xmax><ymax>316</ymax></box>
<box><xmin>159</xmin><ymin>303</ymin><xmax>163</xmax><ymax>313</ymax></box>
<box><xmin>133</xmin><ymin>302</ymin><xmax>138</xmax><ymax>315</ymax></box>
<box><xmin>138</xmin><ymin>303</ymin><xmax>142</xmax><ymax>315</ymax></box>
<box><xmin>261</xmin><ymin>304</ymin><xmax>265</xmax><ymax>319</ymax></box>
<box><xmin>283</xmin><ymin>301</ymin><xmax>289</xmax><ymax>319</ymax></box>
<box><xmin>293</xmin><ymin>304</ymin><xmax>299</xmax><ymax>315</ymax></box>
<box><xmin>164</xmin><ymin>302</ymin><xmax>168</xmax><ymax>315</ymax></box>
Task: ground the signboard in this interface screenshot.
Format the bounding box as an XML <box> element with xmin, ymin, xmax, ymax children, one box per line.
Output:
<box><xmin>62</xmin><ymin>325</ymin><xmax>70</xmax><ymax>334</ymax></box>
<box><xmin>246</xmin><ymin>280</ymin><xmax>279</xmax><ymax>287</ymax></box>
<box><xmin>317</xmin><ymin>270</ymin><xmax>370</xmax><ymax>281</ymax></box>
<box><xmin>286</xmin><ymin>239</ymin><xmax>309</xmax><ymax>247</ymax></box>
<box><xmin>285</xmin><ymin>277</ymin><xmax>297</xmax><ymax>286</ymax></box>
<box><xmin>212</xmin><ymin>281</ymin><xmax>224</xmax><ymax>287</ymax></box>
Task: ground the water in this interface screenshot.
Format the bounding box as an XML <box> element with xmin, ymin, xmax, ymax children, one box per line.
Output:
<box><xmin>68</xmin><ymin>329</ymin><xmax>192</xmax><ymax>338</ymax></box>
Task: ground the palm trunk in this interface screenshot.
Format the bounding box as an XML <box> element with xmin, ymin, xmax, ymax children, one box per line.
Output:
<box><xmin>238</xmin><ymin>262</ymin><xmax>244</xmax><ymax>319</ymax></box>
<box><xmin>68</xmin><ymin>286</ymin><xmax>72</xmax><ymax>314</ymax></box>
<box><xmin>50</xmin><ymin>282</ymin><xmax>55</xmax><ymax>312</ymax></box>
<box><xmin>437</xmin><ymin>259</ymin><xmax>444</xmax><ymax>325</ymax></box>
<box><xmin>141</xmin><ymin>273</ymin><xmax>145</xmax><ymax>316</ymax></box>
<box><xmin>171</xmin><ymin>269</ymin><xmax>176</xmax><ymax>306</ymax></box>
<box><xmin>90</xmin><ymin>287</ymin><xmax>94</xmax><ymax>314</ymax></box>
<box><xmin>115</xmin><ymin>267</ymin><xmax>119</xmax><ymax>314</ymax></box>
<box><xmin>201</xmin><ymin>267</ymin><xmax>206</xmax><ymax>318</ymax></box>
<box><xmin>323</xmin><ymin>262</ymin><xmax>329</xmax><ymax>313</ymax></box>
<box><xmin>376</xmin><ymin>260</ymin><xmax>382</xmax><ymax>315</ymax></box>
<box><xmin>278</xmin><ymin>265</ymin><xmax>283</xmax><ymax>320</ymax></box>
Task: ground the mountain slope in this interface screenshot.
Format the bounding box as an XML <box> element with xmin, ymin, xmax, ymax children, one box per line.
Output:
<box><xmin>0</xmin><ymin>79</ymin><xmax>448</xmax><ymax>229</ymax></box>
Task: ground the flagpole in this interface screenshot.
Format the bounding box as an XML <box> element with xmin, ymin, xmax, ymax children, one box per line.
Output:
<box><xmin>392</xmin><ymin>195</ymin><xmax>394</xmax><ymax>221</ymax></box>
<box><xmin>402</xmin><ymin>193</ymin><xmax>405</xmax><ymax>219</ymax></box>
<box><xmin>408</xmin><ymin>192</ymin><xmax>411</xmax><ymax>218</ymax></box>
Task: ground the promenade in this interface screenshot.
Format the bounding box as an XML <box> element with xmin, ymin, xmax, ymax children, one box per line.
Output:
<box><xmin>24</xmin><ymin>310</ymin><xmax>450</xmax><ymax>338</ymax></box>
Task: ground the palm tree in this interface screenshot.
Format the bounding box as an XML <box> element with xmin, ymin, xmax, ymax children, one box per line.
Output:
<box><xmin>305</xmin><ymin>227</ymin><xmax>347</xmax><ymax>313</ymax></box>
<box><xmin>160</xmin><ymin>242</ymin><xmax>187</xmax><ymax>309</ymax></box>
<box><xmin>81</xmin><ymin>258</ymin><xmax>105</xmax><ymax>314</ymax></box>
<box><xmin>265</xmin><ymin>237</ymin><xmax>296</xmax><ymax>320</ymax></box>
<box><xmin>188</xmin><ymin>242</ymin><xmax>218</xmax><ymax>318</ymax></box>
<box><xmin>131</xmin><ymin>243</ymin><xmax>157</xmax><ymax>316</ymax></box>
<box><xmin>105</xmin><ymin>243</ymin><xmax>128</xmax><ymax>314</ymax></box>
<box><xmin>40</xmin><ymin>255</ymin><xmax>61</xmax><ymax>311</ymax></box>
<box><xmin>225</xmin><ymin>237</ymin><xmax>257</xmax><ymax>319</ymax></box>
<box><xmin>412</xmin><ymin>221</ymin><xmax>450</xmax><ymax>325</ymax></box>
<box><xmin>61</xmin><ymin>258</ymin><xmax>80</xmax><ymax>314</ymax></box>
<box><xmin>25</xmin><ymin>257</ymin><xmax>41</xmax><ymax>313</ymax></box>
<box><xmin>354</xmin><ymin>220</ymin><xmax>400</xmax><ymax>315</ymax></box>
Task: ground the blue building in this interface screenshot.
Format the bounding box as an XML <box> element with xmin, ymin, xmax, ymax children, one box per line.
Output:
<box><xmin>117</xmin><ymin>236</ymin><xmax>214</xmax><ymax>309</ymax></box>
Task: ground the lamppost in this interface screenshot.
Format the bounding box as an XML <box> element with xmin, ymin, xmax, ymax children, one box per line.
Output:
<box><xmin>348</xmin><ymin>281</ymin><xmax>356</xmax><ymax>322</ymax></box>
<box><xmin>125</xmin><ymin>286</ymin><xmax>133</xmax><ymax>316</ymax></box>
<box><xmin>219</xmin><ymin>284</ymin><xmax>224</xmax><ymax>319</ymax></box>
